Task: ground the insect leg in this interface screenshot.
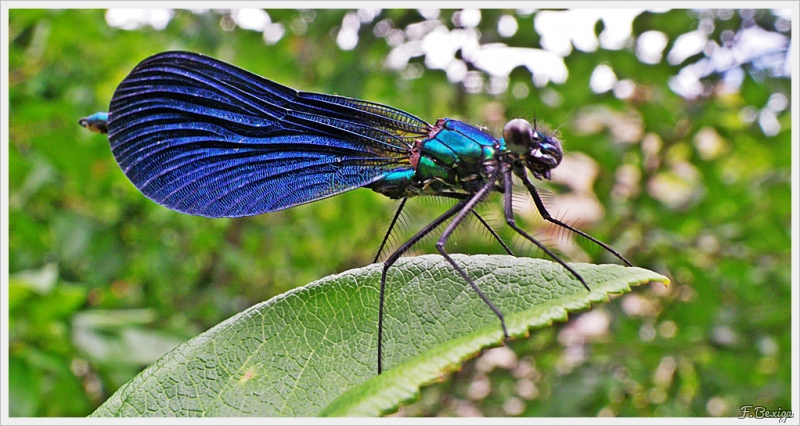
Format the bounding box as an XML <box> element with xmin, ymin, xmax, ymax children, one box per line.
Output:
<box><xmin>434</xmin><ymin>179</ymin><xmax>510</xmax><ymax>340</ymax></box>
<box><xmin>440</xmin><ymin>192</ymin><xmax>514</xmax><ymax>256</ymax></box>
<box><xmin>519</xmin><ymin>172</ymin><xmax>633</xmax><ymax>266</ymax></box>
<box><xmin>373</xmin><ymin>198</ymin><xmax>408</xmax><ymax>263</ymax></box>
<box><xmin>378</xmin><ymin>198</ymin><xmax>470</xmax><ymax>374</ymax></box>
<box><xmin>372</xmin><ymin>196</ymin><xmax>512</xmax><ymax>264</ymax></box>
<box><xmin>471</xmin><ymin>210</ymin><xmax>514</xmax><ymax>255</ymax></box>
<box><xmin>502</xmin><ymin>168</ymin><xmax>591</xmax><ymax>291</ymax></box>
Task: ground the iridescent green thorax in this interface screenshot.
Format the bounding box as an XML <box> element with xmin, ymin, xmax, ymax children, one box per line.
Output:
<box><xmin>369</xmin><ymin>118</ymin><xmax>501</xmax><ymax>199</ymax></box>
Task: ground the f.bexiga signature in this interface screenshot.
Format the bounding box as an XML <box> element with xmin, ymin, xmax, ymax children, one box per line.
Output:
<box><xmin>739</xmin><ymin>405</ymin><xmax>794</xmax><ymax>423</ymax></box>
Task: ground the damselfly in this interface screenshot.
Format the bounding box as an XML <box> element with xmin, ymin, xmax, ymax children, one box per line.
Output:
<box><xmin>81</xmin><ymin>51</ymin><xmax>631</xmax><ymax>374</ymax></box>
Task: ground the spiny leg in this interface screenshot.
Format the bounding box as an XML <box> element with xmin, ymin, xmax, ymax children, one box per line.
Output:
<box><xmin>440</xmin><ymin>192</ymin><xmax>514</xmax><ymax>256</ymax></box>
<box><xmin>502</xmin><ymin>168</ymin><xmax>592</xmax><ymax>291</ymax></box>
<box><xmin>435</xmin><ymin>178</ymin><xmax>510</xmax><ymax>340</ymax></box>
<box><xmin>378</xmin><ymin>199</ymin><xmax>470</xmax><ymax>374</ymax></box>
<box><xmin>519</xmin><ymin>172</ymin><xmax>633</xmax><ymax>266</ymax></box>
<box><xmin>373</xmin><ymin>198</ymin><xmax>408</xmax><ymax>264</ymax></box>
<box><xmin>374</xmin><ymin>196</ymin><xmax>513</xmax><ymax>263</ymax></box>
<box><xmin>471</xmin><ymin>210</ymin><xmax>514</xmax><ymax>255</ymax></box>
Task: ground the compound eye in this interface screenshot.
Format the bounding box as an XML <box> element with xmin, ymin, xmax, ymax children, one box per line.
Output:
<box><xmin>503</xmin><ymin>118</ymin><xmax>534</xmax><ymax>153</ymax></box>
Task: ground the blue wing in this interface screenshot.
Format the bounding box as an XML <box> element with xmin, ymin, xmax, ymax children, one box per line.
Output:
<box><xmin>108</xmin><ymin>51</ymin><xmax>430</xmax><ymax>218</ymax></box>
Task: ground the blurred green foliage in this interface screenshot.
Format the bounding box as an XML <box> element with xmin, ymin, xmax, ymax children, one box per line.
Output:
<box><xmin>7</xmin><ymin>8</ymin><xmax>791</xmax><ymax>417</ymax></box>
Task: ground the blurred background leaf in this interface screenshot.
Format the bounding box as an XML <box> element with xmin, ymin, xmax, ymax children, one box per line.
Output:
<box><xmin>6</xmin><ymin>7</ymin><xmax>792</xmax><ymax>417</ymax></box>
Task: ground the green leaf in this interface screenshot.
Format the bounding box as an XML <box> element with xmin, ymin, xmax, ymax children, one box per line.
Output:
<box><xmin>9</xmin><ymin>357</ymin><xmax>42</xmax><ymax>417</ymax></box>
<box><xmin>90</xmin><ymin>255</ymin><xmax>668</xmax><ymax>417</ymax></box>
